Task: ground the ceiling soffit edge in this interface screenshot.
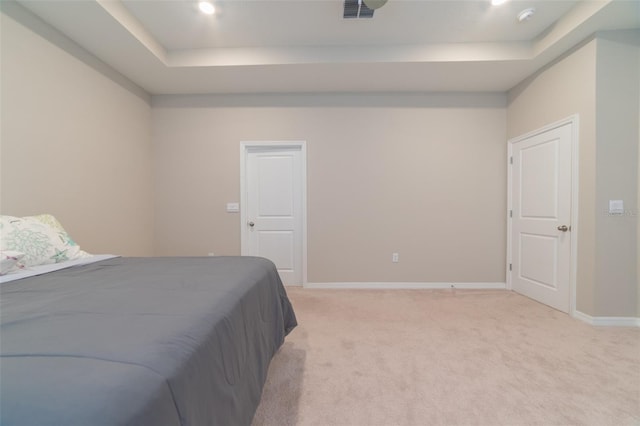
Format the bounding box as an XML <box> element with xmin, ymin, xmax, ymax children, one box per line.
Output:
<box><xmin>95</xmin><ymin>0</ymin><xmax>610</xmax><ymax>69</ymax></box>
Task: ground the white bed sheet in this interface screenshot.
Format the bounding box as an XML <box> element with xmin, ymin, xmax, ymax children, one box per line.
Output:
<box><xmin>0</xmin><ymin>255</ymin><xmax>119</xmax><ymax>283</ymax></box>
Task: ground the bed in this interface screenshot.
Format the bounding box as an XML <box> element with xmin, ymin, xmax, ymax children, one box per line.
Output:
<box><xmin>0</xmin><ymin>255</ymin><xmax>297</xmax><ymax>426</ymax></box>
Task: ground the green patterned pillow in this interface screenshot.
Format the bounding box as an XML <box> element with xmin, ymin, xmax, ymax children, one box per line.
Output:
<box><xmin>26</xmin><ymin>214</ymin><xmax>66</xmax><ymax>232</ymax></box>
<box><xmin>0</xmin><ymin>215</ymin><xmax>90</xmax><ymax>267</ymax></box>
<box><xmin>24</xmin><ymin>214</ymin><xmax>82</xmax><ymax>248</ymax></box>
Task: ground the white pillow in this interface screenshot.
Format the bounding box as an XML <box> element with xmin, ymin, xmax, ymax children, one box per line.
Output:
<box><xmin>0</xmin><ymin>250</ymin><xmax>25</xmax><ymax>275</ymax></box>
<box><xmin>0</xmin><ymin>215</ymin><xmax>90</xmax><ymax>267</ymax></box>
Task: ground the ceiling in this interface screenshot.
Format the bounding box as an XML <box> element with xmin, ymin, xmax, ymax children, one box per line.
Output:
<box><xmin>13</xmin><ymin>0</ymin><xmax>640</xmax><ymax>95</ymax></box>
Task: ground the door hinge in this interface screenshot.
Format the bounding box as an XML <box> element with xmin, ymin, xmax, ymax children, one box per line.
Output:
<box><xmin>510</xmin><ymin>156</ymin><xmax>513</xmax><ymax>165</ymax></box>
<box><xmin>509</xmin><ymin>210</ymin><xmax>512</xmax><ymax>218</ymax></box>
<box><xmin>509</xmin><ymin>263</ymin><xmax>512</xmax><ymax>271</ymax></box>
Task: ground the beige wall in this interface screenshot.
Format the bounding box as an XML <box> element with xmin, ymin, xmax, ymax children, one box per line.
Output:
<box><xmin>0</xmin><ymin>6</ymin><xmax>154</xmax><ymax>256</ymax></box>
<box><xmin>508</xmin><ymin>32</ymin><xmax>640</xmax><ymax>317</ymax></box>
<box><xmin>594</xmin><ymin>34</ymin><xmax>639</xmax><ymax>317</ymax></box>
<box><xmin>152</xmin><ymin>94</ymin><xmax>507</xmax><ymax>283</ymax></box>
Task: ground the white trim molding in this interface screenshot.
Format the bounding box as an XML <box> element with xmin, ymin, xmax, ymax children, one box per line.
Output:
<box><xmin>573</xmin><ymin>310</ymin><xmax>640</xmax><ymax>327</ymax></box>
<box><xmin>304</xmin><ymin>282</ymin><xmax>506</xmax><ymax>290</ymax></box>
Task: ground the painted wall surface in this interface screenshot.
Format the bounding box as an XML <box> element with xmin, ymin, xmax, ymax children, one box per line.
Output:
<box><xmin>594</xmin><ymin>34</ymin><xmax>639</xmax><ymax>317</ymax></box>
<box><xmin>152</xmin><ymin>94</ymin><xmax>507</xmax><ymax>283</ymax></box>
<box><xmin>0</xmin><ymin>8</ymin><xmax>154</xmax><ymax>256</ymax></box>
<box><xmin>507</xmin><ymin>40</ymin><xmax>598</xmax><ymax>315</ymax></box>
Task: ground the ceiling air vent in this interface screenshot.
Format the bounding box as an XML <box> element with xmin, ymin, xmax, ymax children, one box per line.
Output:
<box><xmin>344</xmin><ymin>0</ymin><xmax>375</xmax><ymax>19</ymax></box>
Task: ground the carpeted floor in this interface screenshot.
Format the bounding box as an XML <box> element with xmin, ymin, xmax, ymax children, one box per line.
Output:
<box><xmin>252</xmin><ymin>288</ymin><xmax>640</xmax><ymax>426</ymax></box>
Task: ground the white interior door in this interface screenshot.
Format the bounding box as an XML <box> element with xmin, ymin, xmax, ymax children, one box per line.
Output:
<box><xmin>510</xmin><ymin>123</ymin><xmax>572</xmax><ymax>313</ymax></box>
<box><xmin>242</xmin><ymin>144</ymin><xmax>305</xmax><ymax>286</ymax></box>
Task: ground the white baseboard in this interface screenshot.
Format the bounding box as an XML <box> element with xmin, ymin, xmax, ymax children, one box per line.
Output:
<box><xmin>573</xmin><ymin>310</ymin><xmax>640</xmax><ymax>327</ymax></box>
<box><xmin>303</xmin><ymin>282</ymin><xmax>506</xmax><ymax>290</ymax></box>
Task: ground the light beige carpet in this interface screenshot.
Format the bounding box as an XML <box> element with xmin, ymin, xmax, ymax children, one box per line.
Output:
<box><xmin>252</xmin><ymin>288</ymin><xmax>640</xmax><ymax>426</ymax></box>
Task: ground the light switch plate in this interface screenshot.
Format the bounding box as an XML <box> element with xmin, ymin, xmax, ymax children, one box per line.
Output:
<box><xmin>226</xmin><ymin>202</ymin><xmax>239</xmax><ymax>213</ymax></box>
<box><xmin>609</xmin><ymin>200</ymin><xmax>624</xmax><ymax>215</ymax></box>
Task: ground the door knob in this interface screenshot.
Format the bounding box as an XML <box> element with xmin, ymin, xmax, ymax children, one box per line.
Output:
<box><xmin>248</xmin><ymin>221</ymin><xmax>255</xmax><ymax>227</ymax></box>
<box><xmin>557</xmin><ymin>225</ymin><xmax>569</xmax><ymax>232</ymax></box>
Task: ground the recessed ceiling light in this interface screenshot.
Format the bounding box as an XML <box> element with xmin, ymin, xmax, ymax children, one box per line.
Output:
<box><xmin>198</xmin><ymin>1</ymin><xmax>215</xmax><ymax>15</ymax></box>
<box><xmin>517</xmin><ymin>8</ymin><xmax>535</xmax><ymax>22</ymax></box>
<box><xmin>491</xmin><ymin>0</ymin><xmax>509</xmax><ymax>6</ymax></box>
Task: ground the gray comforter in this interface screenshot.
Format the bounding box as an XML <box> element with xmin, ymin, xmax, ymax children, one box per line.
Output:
<box><xmin>0</xmin><ymin>256</ymin><xmax>297</xmax><ymax>426</ymax></box>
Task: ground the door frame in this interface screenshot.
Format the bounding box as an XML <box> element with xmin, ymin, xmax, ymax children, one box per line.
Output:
<box><xmin>506</xmin><ymin>115</ymin><xmax>579</xmax><ymax>316</ymax></box>
<box><xmin>240</xmin><ymin>141</ymin><xmax>307</xmax><ymax>286</ymax></box>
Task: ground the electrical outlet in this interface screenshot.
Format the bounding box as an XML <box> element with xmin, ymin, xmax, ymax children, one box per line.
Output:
<box><xmin>392</xmin><ymin>253</ymin><xmax>399</xmax><ymax>263</ymax></box>
<box><xmin>208</xmin><ymin>252</ymin><xmax>215</xmax><ymax>257</ymax></box>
